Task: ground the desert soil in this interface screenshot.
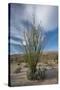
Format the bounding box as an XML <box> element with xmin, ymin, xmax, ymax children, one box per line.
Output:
<box><xmin>10</xmin><ymin>62</ymin><xmax>58</xmax><ymax>86</ymax></box>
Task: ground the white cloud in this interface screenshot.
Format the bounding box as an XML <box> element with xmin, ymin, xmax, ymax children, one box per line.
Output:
<box><xmin>23</xmin><ymin>41</ymin><xmax>26</xmax><ymax>46</ymax></box>
<box><xmin>11</xmin><ymin>4</ymin><xmax>58</xmax><ymax>32</ymax></box>
<box><xmin>25</xmin><ymin>5</ymin><xmax>58</xmax><ymax>31</ymax></box>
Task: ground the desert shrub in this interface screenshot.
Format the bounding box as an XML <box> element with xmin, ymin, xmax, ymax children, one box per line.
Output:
<box><xmin>36</xmin><ymin>67</ymin><xmax>47</xmax><ymax>80</ymax></box>
<box><xmin>40</xmin><ymin>68</ymin><xmax>47</xmax><ymax>79</ymax></box>
<box><xmin>18</xmin><ymin>63</ymin><xmax>20</xmax><ymax>65</ymax></box>
<box><xmin>27</xmin><ymin>70</ymin><xmax>36</xmax><ymax>80</ymax></box>
<box><xmin>54</xmin><ymin>55</ymin><xmax>58</xmax><ymax>64</ymax></box>
<box><xmin>14</xmin><ymin>67</ymin><xmax>21</xmax><ymax>74</ymax></box>
<box><xmin>27</xmin><ymin>67</ymin><xmax>47</xmax><ymax>80</ymax></box>
<box><xmin>35</xmin><ymin>68</ymin><xmax>41</xmax><ymax>80</ymax></box>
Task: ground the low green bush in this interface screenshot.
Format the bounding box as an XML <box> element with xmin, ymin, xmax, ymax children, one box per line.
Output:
<box><xmin>27</xmin><ymin>67</ymin><xmax>47</xmax><ymax>80</ymax></box>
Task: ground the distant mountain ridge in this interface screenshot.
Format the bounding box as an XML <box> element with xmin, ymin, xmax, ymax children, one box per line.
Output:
<box><xmin>9</xmin><ymin>51</ymin><xmax>58</xmax><ymax>63</ymax></box>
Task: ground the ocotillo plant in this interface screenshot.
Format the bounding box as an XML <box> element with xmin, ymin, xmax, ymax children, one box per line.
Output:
<box><xmin>23</xmin><ymin>7</ymin><xmax>46</xmax><ymax>79</ymax></box>
<box><xmin>23</xmin><ymin>23</ymin><xmax>46</xmax><ymax>72</ymax></box>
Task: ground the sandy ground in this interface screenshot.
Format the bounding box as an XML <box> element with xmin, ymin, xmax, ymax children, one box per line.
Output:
<box><xmin>10</xmin><ymin>63</ymin><xmax>58</xmax><ymax>86</ymax></box>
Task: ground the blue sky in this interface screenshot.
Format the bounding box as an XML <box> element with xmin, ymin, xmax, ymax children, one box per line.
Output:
<box><xmin>9</xmin><ymin>3</ymin><xmax>58</xmax><ymax>55</ymax></box>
